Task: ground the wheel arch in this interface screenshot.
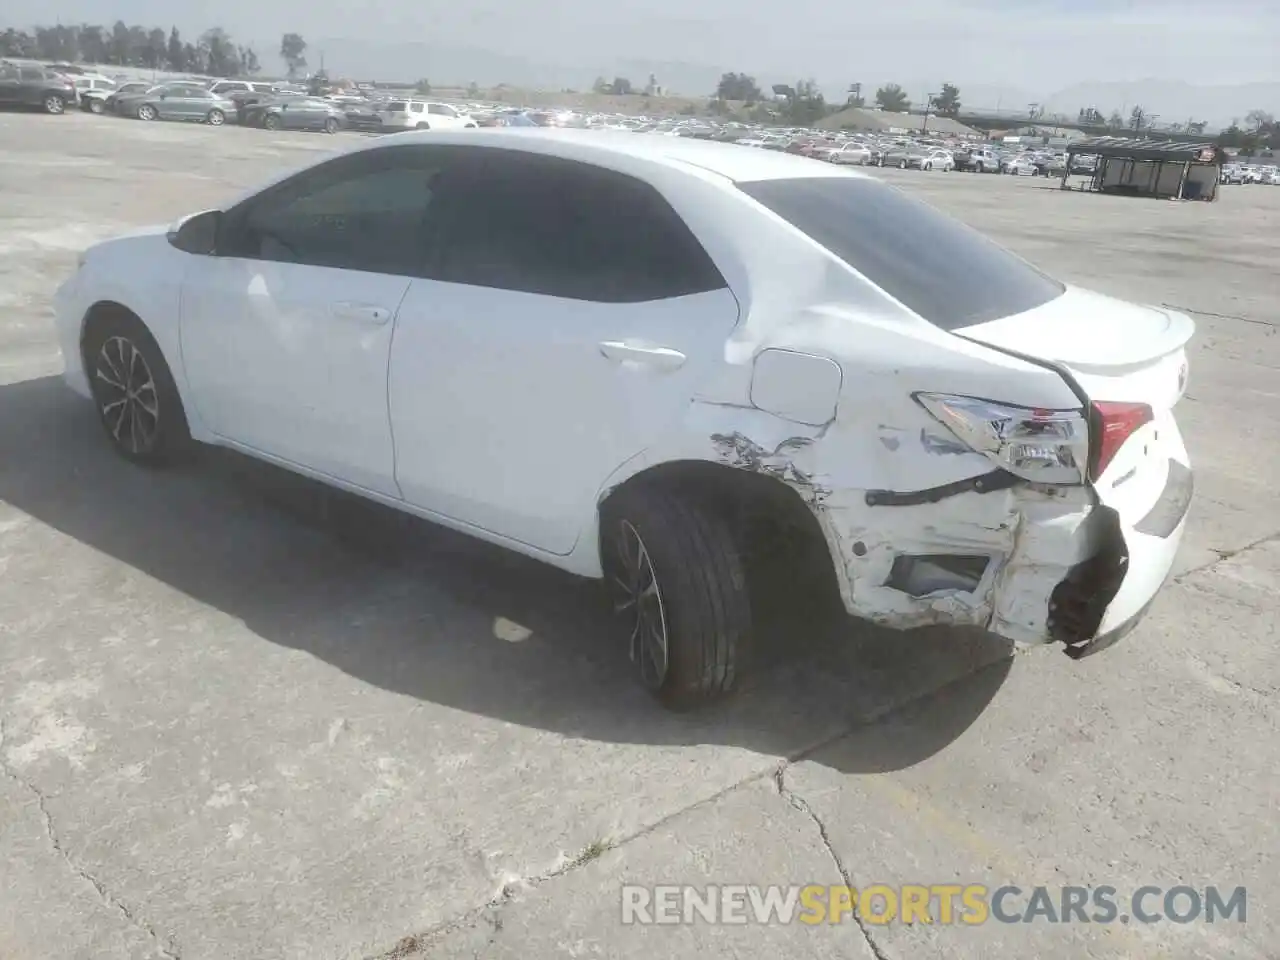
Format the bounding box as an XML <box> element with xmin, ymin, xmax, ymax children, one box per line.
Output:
<box><xmin>79</xmin><ymin>300</ymin><xmax>149</xmax><ymax>373</ymax></box>
<box><xmin>595</xmin><ymin>457</ymin><xmax>839</xmax><ymax>598</ymax></box>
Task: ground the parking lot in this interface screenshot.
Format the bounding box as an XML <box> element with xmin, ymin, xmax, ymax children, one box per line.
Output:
<box><xmin>1</xmin><ymin>110</ymin><xmax>1277</xmax><ymax>960</ymax></box>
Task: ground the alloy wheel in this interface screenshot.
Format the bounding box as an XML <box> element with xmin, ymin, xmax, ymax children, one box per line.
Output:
<box><xmin>610</xmin><ymin>520</ymin><xmax>670</xmax><ymax>690</ymax></box>
<box><xmin>94</xmin><ymin>336</ymin><xmax>160</xmax><ymax>455</ymax></box>
<box><xmin>44</xmin><ymin>96</ymin><xmax>64</xmax><ymax>114</ymax></box>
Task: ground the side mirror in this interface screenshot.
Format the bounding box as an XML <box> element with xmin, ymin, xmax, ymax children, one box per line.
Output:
<box><xmin>167</xmin><ymin>210</ymin><xmax>221</xmax><ymax>255</ymax></box>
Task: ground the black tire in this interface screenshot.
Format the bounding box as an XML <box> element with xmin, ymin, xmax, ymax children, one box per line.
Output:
<box><xmin>206</xmin><ymin>108</ymin><xmax>225</xmax><ymax>126</ymax></box>
<box><xmin>324</xmin><ymin>117</ymin><xmax>339</xmax><ymax>134</ymax></box>
<box><xmin>415</xmin><ymin>121</ymin><xmax>430</xmax><ymax>130</ymax></box>
<box><xmin>83</xmin><ymin>311</ymin><xmax>191</xmax><ymax>466</ymax></box>
<box><xmin>899</xmin><ymin>159</ymin><xmax>908</xmax><ymax>169</ymax></box>
<box><xmin>975</xmin><ymin>162</ymin><xmax>985</xmax><ymax>173</ymax></box>
<box><xmin>88</xmin><ymin>98</ymin><xmax>105</xmax><ymax>115</ymax></box>
<box><xmin>44</xmin><ymin>94</ymin><xmax>66</xmax><ymax>115</ymax></box>
<box><xmin>137</xmin><ymin>103</ymin><xmax>157</xmax><ymax>121</ymax></box>
<box><xmin>263</xmin><ymin>113</ymin><xmax>280</xmax><ymax>130</ymax></box>
<box><xmin>601</xmin><ymin>487</ymin><xmax>751</xmax><ymax>709</ymax></box>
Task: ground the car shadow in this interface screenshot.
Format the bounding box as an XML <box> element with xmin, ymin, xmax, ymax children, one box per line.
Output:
<box><xmin>0</xmin><ymin>375</ymin><xmax>1014</xmax><ymax>773</ymax></box>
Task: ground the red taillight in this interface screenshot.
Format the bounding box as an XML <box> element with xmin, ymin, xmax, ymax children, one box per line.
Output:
<box><xmin>1089</xmin><ymin>401</ymin><xmax>1154</xmax><ymax>480</ymax></box>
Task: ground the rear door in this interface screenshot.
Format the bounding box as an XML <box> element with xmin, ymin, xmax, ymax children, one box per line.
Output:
<box><xmin>387</xmin><ymin>149</ymin><xmax>741</xmax><ymax>554</ymax></box>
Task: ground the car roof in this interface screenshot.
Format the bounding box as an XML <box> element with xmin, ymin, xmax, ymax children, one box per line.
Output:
<box><xmin>365</xmin><ymin>128</ymin><xmax>870</xmax><ymax>184</ymax></box>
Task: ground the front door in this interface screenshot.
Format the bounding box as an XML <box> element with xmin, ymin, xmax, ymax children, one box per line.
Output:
<box><xmin>179</xmin><ymin>145</ymin><xmax>444</xmax><ymax>496</ymax></box>
<box><xmin>387</xmin><ymin>150</ymin><xmax>740</xmax><ymax>554</ymax></box>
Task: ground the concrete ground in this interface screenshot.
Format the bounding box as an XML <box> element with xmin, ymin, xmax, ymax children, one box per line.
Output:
<box><xmin>0</xmin><ymin>111</ymin><xmax>1276</xmax><ymax>960</ymax></box>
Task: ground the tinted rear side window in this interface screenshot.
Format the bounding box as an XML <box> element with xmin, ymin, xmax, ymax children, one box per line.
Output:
<box><xmin>738</xmin><ymin>177</ymin><xmax>1065</xmax><ymax>330</ymax></box>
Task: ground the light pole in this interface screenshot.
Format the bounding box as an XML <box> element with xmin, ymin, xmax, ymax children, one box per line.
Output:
<box><xmin>922</xmin><ymin>92</ymin><xmax>938</xmax><ymax>133</ymax></box>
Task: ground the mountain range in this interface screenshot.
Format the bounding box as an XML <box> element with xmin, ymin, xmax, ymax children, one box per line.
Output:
<box><xmin>294</xmin><ymin>39</ymin><xmax>1276</xmax><ymax>129</ymax></box>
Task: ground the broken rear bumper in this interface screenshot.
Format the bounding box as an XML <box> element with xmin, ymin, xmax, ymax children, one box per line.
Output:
<box><xmin>814</xmin><ymin>459</ymin><xmax>1191</xmax><ymax>655</ymax></box>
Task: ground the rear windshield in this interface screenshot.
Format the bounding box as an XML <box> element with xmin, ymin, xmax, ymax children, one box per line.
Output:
<box><xmin>738</xmin><ymin>177</ymin><xmax>1065</xmax><ymax>330</ymax></box>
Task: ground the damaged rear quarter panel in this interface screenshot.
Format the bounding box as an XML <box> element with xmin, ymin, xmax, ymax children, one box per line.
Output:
<box><xmin>684</xmin><ymin>309</ymin><xmax>1093</xmax><ymax>642</ymax></box>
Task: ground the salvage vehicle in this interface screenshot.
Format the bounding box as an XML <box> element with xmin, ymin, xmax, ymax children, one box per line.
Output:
<box><xmin>114</xmin><ymin>83</ymin><xmax>236</xmax><ymax>125</ymax></box>
<box><xmin>241</xmin><ymin>95</ymin><xmax>345</xmax><ymax>133</ymax></box>
<box><xmin>54</xmin><ymin>130</ymin><xmax>1194</xmax><ymax>708</ymax></box>
<box><xmin>0</xmin><ymin>59</ymin><xmax>76</xmax><ymax>114</ymax></box>
<box><xmin>377</xmin><ymin>99</ymin><xmax>478</xmax><ymax>132</ymax></box>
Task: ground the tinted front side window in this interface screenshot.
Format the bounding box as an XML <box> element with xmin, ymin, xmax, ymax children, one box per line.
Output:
<box><xmin>222</xmin><ymin>147</ymin><xmax>450</xmax><ymax>276</ymax></box>
<box><xmin>738</xmin><ymin>177</ymin><xmax>1064</xmax><ymax>330</ymax></box>
<box><xmin>431</xmin><ymin>151</ymin><xmax>726</xmax><ymax>303</ymax></box>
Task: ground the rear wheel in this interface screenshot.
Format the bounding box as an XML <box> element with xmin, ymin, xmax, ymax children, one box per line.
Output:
<box><xmin>83</xmin><ymin>311</ymin><xmax>191</xmax><ymax>466</ymax></box>
<box><xmin>602</xmin><ymin>487</ymin><xmax>750</xmax><ymax>709</ymax></box>
<box><xmin>206</xmin><ymin>108</ymin><xmax>225</xmax><ymax>125</ymax></box>
<box><xmin>899</xmin><ymin>159</ymin><xmax>908</xmax><ymax>169</ymax></box>
<box><xmin>137</xmin><ymin>103</ymin><xmax>157</xmax><ymax>121</ymax></box>
<box><xmin>324</xmin><ymin>117</ymin><xmax>339</xmax><ymax>134</ymax></box>
<box><xmin>87</xmin><ymin>98</ymin><xmax>105</xmax><ymax>115</ymax></box>
<box><xmin>43</xmin><ymin>95</ymin><xmax>65</xmax><ymax>115</ymax></box>
<box><xmin>924</xmin><ymin>161</ymin><xmax>933</xmax><ymax>171</ymax></box>
<box><xmin>415</xmin><ymin>121</ymin><xmax>429</xmax><ymax>130</ymax></box>
<box><xmin>263</xmin><ymin>113</ymin><xmax>280</xmax><ymax>130</ymax></box>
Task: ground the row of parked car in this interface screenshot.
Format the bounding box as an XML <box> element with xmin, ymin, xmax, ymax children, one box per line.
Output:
<box><xmin>735</xmin><ymin>131</ymin><xmax>1076</xmax><ymax>177</ymax></box>
<box><xmin>0</xmin><ymin>59</ymin><xmax>495</xmax><ymax>136</ymax></box>
<box><xmin>1221</xmin><ymin>163</ymin><xmax>1280</xmax><ymax>185</ymax></box>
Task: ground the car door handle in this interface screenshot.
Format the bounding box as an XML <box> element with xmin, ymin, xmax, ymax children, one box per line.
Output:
<box><xmin>331</xmin><ymin>302</ymin><xmax>392</xmax><ymax>325</ymax></box>
<box><xmin>598</xmin><ymin>340</ymin><xmax>687</xmax><ymax>371</ymax></box>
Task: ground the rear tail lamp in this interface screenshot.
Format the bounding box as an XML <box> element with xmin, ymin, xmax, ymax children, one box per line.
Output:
<box><xmin>915</xmin><ymin>393</ymin><xmax>1089</xmax><ymax>485</ymax></box>
<box><xmin>1088</xmin><ymin>401</ymin><xmax>1153</xmax><ymax>480</ymax></box>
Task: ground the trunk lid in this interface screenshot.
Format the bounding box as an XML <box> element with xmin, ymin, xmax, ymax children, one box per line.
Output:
<box><xmin>954</xmin><ymin>285</ymin><xmax>1193</xmax><ymax>410</ymax></box>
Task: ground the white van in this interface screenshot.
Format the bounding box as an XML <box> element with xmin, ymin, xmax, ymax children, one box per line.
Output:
<box><xmin>379</xmin><ymin>99</ymin><xmax>477</xmax><ymax>132</ymax></box>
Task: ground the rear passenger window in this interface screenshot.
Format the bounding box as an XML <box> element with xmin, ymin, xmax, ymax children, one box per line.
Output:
<box><xmin>738</xmin><ymin>176</ymin><xmax>1064</xmax><ymax>329</ymax></box>
<box><xmin>431</xmin><ymin>151</ymin><xmax>726</xmax><ymax>303</ymax></box>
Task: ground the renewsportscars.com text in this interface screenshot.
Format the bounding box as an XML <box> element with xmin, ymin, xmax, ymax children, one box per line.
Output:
<box><xmin>620</xmin><ymin>884</ymin><xmax>1248</xmax><ymax>926</ymax></box>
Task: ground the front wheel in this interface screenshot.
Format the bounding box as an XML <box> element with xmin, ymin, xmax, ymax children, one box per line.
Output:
<box><xmin>324</xmin><ymin>117</ymin><xmax>339</xmax><ymax>134</ymax></box>
<box><xmin>44</xmin><ymin>95</ymin><xmax>66</xmax><ymax>115</ymax></box>
<box><xmin>206</xmin><ymin>108</ymin><xmax>225</xmax><ymax>126</ymax></box>
<box><xmin>87</xmin><ymin>98</ymin><xmax>105</xmax><ymax>115</ymax></box>
<box><xmin>899</xmin><ymin>159</ymin><xmax>908</xmax><ymax>169</ymax></box>
<box><xmin>924</xmin><ymin>161</ymin><xmax>933</xmax><ymax>171</ymax></box>
<box><xmin>415</xmin><ymin>121</ymin><xmax>430</xmax><ymax>130</ymax></box>
<box><xmin>602</xmin><ymin>488</ymin><xmax>750</xmax><ymax>709</ymax></box>
<box><xmin>974</xmin><ymin>163</ymin><xmax>985</xmax><ymax>173</ymax></box>
<box><xmin>263</xmin><ymin>113</ymin><xmax>280</xmax><ymax>130</ymax></box>
<box><xmin>83</xmin><ymin>313</ymin><xmax>191</xmax><ymax>466</ymax></box>
<box><xmin>137</xmin><ymin>103</ymin><xmax>157</xmax><ymax>121</ymax></box>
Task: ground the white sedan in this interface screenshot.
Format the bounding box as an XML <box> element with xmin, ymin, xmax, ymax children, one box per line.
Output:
<box><xmin>921</xmin><ymin>149</ymin><xmax>955</xmax><ymax>171</ymax></box>
<box><xmin>826</xmin><ymin>143</ymin><xmax>872</xmax><ymax>165</ymax></box>
<box><xmin>54</xmin><ymin>129</ymin><xmax>1194</xmax><ymax>707</ymax></box>
<box><xmin>1005</xmin><ymin>156</ymin><xmax>1039</xmax><ymax>176</ymax></box>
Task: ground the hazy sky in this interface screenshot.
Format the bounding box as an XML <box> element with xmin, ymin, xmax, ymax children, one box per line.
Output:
<box><xmin>7</xmin><ymin>0</ymin><xmax>1279</xmax><ymax>88</ymax></box>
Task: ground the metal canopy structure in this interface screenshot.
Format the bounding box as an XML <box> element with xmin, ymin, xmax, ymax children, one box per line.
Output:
<box><xmin>1061</xmin><ymin>136</ymin><xmax>1224</xmax><ymax>200</ymax></box>
<box><xmin>1065</xmin><ymin>137</ymin><xmax>1225</xmax><ymax>164</ymax></box>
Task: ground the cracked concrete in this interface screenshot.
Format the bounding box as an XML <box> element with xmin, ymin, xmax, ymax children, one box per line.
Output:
<box><xmin>1</xmin><ymin>113</ymin><xmax>1277</xmax><ymax>960</ymax></box>
<box><xmin>0</xmin><ymin>718</ymin><xmax>181</xmax><ymax>959</ymax></box>
<box><xmin>774</xmin><ymin>766</ymin><xmax>890</xmax><ymax>960</ymax></box>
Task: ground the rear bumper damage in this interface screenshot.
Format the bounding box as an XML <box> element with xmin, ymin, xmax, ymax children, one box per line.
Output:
<box><xmin>811</xmin><ymin>461</ymin><xmax>1190</xmax><ymax>655</ymax></box>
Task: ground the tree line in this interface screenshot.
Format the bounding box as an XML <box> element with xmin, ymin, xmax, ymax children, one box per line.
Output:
<box><xmin>0</xmin><ymin>23</ymin><xmax>314</xmax><ymax>80</ymax></box>
<box><xmin>711</xmin><ymin>73</ymin><xmax>961</xmax><ymax>120</ymax></box>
